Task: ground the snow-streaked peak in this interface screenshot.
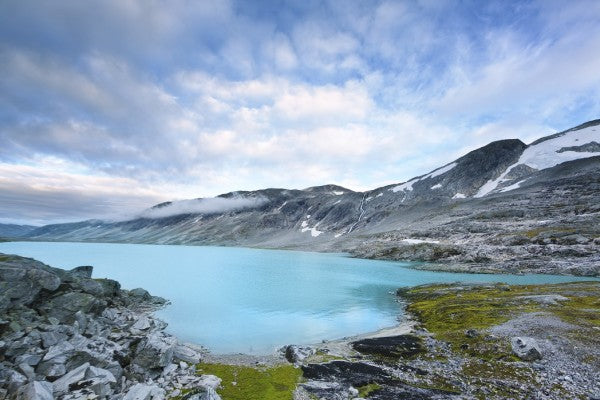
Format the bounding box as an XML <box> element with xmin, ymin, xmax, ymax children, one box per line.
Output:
<box><xmin>475</xmin><ymin>124</ymin><xmax>600</xmax><ymax>197</ymax></box>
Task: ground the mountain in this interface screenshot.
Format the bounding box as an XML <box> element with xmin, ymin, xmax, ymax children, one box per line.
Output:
<box><xmin>26</xmin><ymin>120</ymin><xmax>600</xmax><ymax>275</ymax></box>
<box><xmin>0</xmin><ymin>223</ymin><xmax>37</xmax><ymax>238</ymax></box>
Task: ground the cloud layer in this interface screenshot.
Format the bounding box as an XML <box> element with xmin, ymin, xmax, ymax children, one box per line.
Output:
<box><xmin>1</xmin><ymin>0</ymin><xmax>599</xmax><ymax>224</ymax></box>
<box><xmin>138</xmin><ymin>197</ymin><xmax>267</xmax><ymax>219</ymax></box>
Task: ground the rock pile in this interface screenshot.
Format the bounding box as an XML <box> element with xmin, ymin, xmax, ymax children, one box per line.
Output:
<box><xmin>0</xmin><ymin>253</ymin><xmax>220</xmax><ymax>399</ymax></box>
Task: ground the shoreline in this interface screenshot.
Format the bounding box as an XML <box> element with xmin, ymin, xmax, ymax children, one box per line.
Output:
<box><xmin>3</xmin><ymin>238</ymin><xmax>599</xmax><ymax>279</ymax></box>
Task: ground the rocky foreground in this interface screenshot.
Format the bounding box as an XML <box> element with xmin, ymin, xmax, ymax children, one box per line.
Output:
<box><xmin>1</xmin><ymin>253</ymin><xmax>599</xmax><ymax>400</ymax></box>
<box><xmin>0</xmin><ymin>253</ymin><xmax>220</xmax><ymax>399</ymax></box>
<box><xmin>291</xmin><ymin>281</ymin><xmax>600</xmax><ymax>400</ymax></box>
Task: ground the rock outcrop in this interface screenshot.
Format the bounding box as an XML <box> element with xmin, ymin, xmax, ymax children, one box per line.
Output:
<box><xmin>0</xmin><ymin>253</ymin><xmax>219</xmax><ymax>399</ymax></box>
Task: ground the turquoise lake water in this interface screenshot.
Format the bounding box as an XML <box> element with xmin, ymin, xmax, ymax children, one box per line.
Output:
<box><xmin>0</xmin><ymin>241</ymin><xmax>595</xmax><ymax>354</ymax></box>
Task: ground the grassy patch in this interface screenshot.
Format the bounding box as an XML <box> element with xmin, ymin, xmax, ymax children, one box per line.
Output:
<box><xmin>400</xmin><ymin>282</ymin><xmax>600</xmax><ymax>358</ymax></box>
<box><xmin>356</xmin><ymin>383</ymin><xmax>381</xmax><ymax>397</ymax></box>
<box><xmin>522</xmin><ymin>226</ymin><xmax>576</xmax><ymax>238</ymax></box>
<box><xmin>0</xmin><ymin>254</ymin><xmax>16</xmax><ymax>262</ymax></box>
<box><xmin>195</xmin><ymin>363</ymin><xmax>302</xmax><ymax>400</ymax></box>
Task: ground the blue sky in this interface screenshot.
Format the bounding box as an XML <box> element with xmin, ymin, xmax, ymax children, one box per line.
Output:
<box><xmin>1</xmin><ymin>0</ymin><xmax>599</xmax><ymax>225</ymax></box>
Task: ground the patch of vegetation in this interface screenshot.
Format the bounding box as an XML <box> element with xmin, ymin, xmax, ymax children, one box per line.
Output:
<box><xmin>0</xmin><ymin>254</ymin><xmax>16</xmax><ymax>262</ymax></box>
<box><xmin>305</xmin><ymin>350</ymin><xmax>344</xmax><ymax>364</ymax></box>
<box><xmin>522</xmin><ymin>226</ymin><xmax>576</xmax><ymax>238</ymax></box>
<box><xmin>356</xmin><ymin>383</ymin><xmax>381</xmax><ymax>397</ymax></box>
<box><xmin>399</xmin><ymin>282</ymin><xmax>600</xmax><ymax>358</ymax></box>
<box><xmin>195</xmin><ymin>363</ymin><xmax>302</xmax><ymax>400</ymax></box>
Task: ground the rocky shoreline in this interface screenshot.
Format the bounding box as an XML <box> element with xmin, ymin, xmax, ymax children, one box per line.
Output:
<box><xmin>0</xmin><ymin>253</ymin><xmax>220</xmax><ymax>399</ymax></box>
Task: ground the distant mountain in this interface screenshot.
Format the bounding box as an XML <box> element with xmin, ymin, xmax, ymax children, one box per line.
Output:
<box><xmin>0</xmin><ymin>224</ymin><xmax>37</xmax><ymax>238</ymax></box>
<box><xmin>26</xmin><ymin>120</ymin><xmax>600</xmax><ymax>275</ymax></box>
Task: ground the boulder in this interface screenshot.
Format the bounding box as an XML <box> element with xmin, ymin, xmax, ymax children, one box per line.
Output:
<box><xmin>174</xmin><ymin>343</ymin><xmax>202</xmax><ymax>364</ymax></box>
<box><xmin>16</xmin><ymin>381</ymin><xmax>54</xmax><ymax>400</ymax></box>
<box><xmin>69</xmin><ymin>266</ymin><xmax>93</xmax><ymax>279</ymax></box>
<box><xmin>40</xmin><ymin>331</ymin><xmax>68</xmax><ymax>348</ymax></box>
<box><xmin>197</xmin><ymin>374</ymin><xmax>222</xmax><ymax>390</ymax></box>
<box><xmin>129</xmin><ymin>288</ymin><xmax>152</xmax><ymax>301</ymax></box>
<box><xmin>40</xmin><ymin>292</ymin><xmax>106</xmax><ymax>323</ymax></box>
<box><xmin>186</xmin><ymin>387</ymin><xmax>222</xmax><ymax>400</ymax></box>
<box><xmin>5</xmin><ymin>369</ymin><xmax>27</xmax><ymax>395</ymax></box>
<box><xmin>133</xmin><ymin>332</ymin><xmax>176</xmax><ymax>369</ymax></box>
<box><xmin>511</xmin><ymin>337</ymin><xmax>542</xmax><ymax>361</ymax></box>
<box><xmin>42</xmin><ymin>341</ymin><xmax>75</xmax><ymax>362</ymax></box>
<box><xmin>122</xmin><ymin>383</ymin><xmax>165</xmax><ymax>400</ymax></box>
<box><xmin>52</xmin><ymin>362</ymin><xmax>90</xmax><ymax>395</ymax></box>
<box><xmin>132</xmin><ymin>315</ymin><xmax>152</xmax><ymax>331</ymax></box>
<box><xmin>283</xmin><ymin>345</ymin><xmax>314</xmax><ymax>364</ymax></box>
<box><xmin>95</xmin><ymin>278</ymin><xmax>121</xmax><ymax>297</ymax></box>
<box><xmin>36</xmin><ymin>361</ymin><xmax>66</xmax><ymax>379</ymax></box>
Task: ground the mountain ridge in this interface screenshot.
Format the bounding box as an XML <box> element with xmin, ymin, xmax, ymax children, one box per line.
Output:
<box><xmin>19</xmin><ymin>120</ymin><xmax>600</xmax><ymax>276</ymax></box>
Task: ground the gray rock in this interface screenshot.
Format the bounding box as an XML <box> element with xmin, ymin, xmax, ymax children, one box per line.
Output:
<box><xmin>85</xmin><ymin>365</ymin><xmax>117</xmax><ymax>384</ymax></box>
<box><xmin>122</xmin><ymin>383</ymin><xmax>165</xmax><ymax>400</ymax></box>
<box><xmin>133</xmin><ymin>332</ymin><xmax>176</xmax><ymax>369</ymax></box>
<box><xmin>95</xmin><ymin>278</ymin><xmax>121</xmax><ymax>297</ymax></box>
<box><xmin>16</xmin><ymin>381</ymin><xmax>54</xmax><ymax>400</ymax></box>
<box><xmin>162</xmin><ymin>363</ymin><xmax>178</xmax><ymax>376</ymax></box>
<box><xmin>6</xmin><ymin>369</ymin><xmax>28</xmax><ymax>395</ymax></box>
<box><xmin>42</xmin><ymin>341</ymin><xmax>75</xmax><ymax>362</ymax></box>
<box><xmin>129</xmin><ymin>288</ymin><xmax>152</xmax><ymax>300</ymax></box>
<box><xmin>36</xmin><ymin>361</ymin><xmax>66</xmax><ymax>379</ymax></box>
<box><xmin>132</xmin><ymin>315</ymin><xmax>151</xmax><ymax>331</ymax></box>
<box><xmin>465</xmin><ymin>329</ymin><xmax>479</xmax><ymax>338</ymax></box>
<box><xmin>174</xmin><ymin>343</ymin><xmax>202</xmax><ymax>364</ymax></box>
<box><xmin>74</xmin><ymin>310</ymin><xmax>88</xmax><ymax>333</ymax></box>
<box><xmin>40</xmin><ymin>331</ymin><xmax>68</xmax><ymax>348</ymax></box>
<box><xmin>18</xmin><ymin>362</ymin><xmax>36</xmax><ymax>381</ymax></box>
<box><xmin>69</xmin><ymin>265</ymin><xmax>93</xmax><ymax>279</ymax></box>
<box><xmin>511</xmin><ymin>337</ymin><xmax>543</xmax><ymax>361</ymax></box>
<box><xmin>27</xmin><ymin>269</ymin><xmax>61</xmax><ymax>291</ymax></box>
<box><xmin>186</xmin><ymin>387</ymin><xmax>222</xmax><ymax>400</ymax></box>
<box><xmin>197</xmin><ymin>374</ymin><xmax>222</xmax><ymax>390</ymax></box>
<box><xmin>40</xmin><ymin>292</ymin><xmax>105</xmax><ymax>324</ymax></box>
<box><xmin>283</xmin><ymin>345</ymin><xmax>314</xmax><ymax>364</ymax></box>
<box><xmin>52</xmin><ymin>362</ymin><xmax>90</xmax><ymax>395</ymax></box>
<box><xmin>15</xmin><ymin>353</ymin><xmax>43</xmax><ymax>366</ymax></box>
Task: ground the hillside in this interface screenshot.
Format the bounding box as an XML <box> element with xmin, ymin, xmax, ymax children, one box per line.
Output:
<box><xmin>25</xmin><ymin>120</ymin><xmax>600</xmax><ymax>275</ymax></box>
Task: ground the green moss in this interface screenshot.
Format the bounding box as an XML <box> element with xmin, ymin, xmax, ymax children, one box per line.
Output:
<box><xmin>195</xmin><ymin>363</ymin><xmax>302</xmax><ymax>400</ymax></box>
<box><xmin>522</xmin><ymin>226</ymin><xmax>576</xmax><ymax>238</ymax></box>
<box><xmin>401</xmin><ymin>282</ymin><xmax>600</xmax><ymax>359</ymax></box>
<box><xmin>356</xmin><ymin>383</ymin><xmax>381</xmax><ymax>397</ymax></box>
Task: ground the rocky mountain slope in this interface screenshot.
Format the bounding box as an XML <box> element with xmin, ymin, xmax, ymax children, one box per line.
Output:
<box><xmin>0</xmin><ymin>224</ymin><xmax>37</xmax><ymax>239</ymax></box>
<box><xmin>23</xmin><ymin>120</ymin><xmax>600</xmax><ymax>275</ymax></box>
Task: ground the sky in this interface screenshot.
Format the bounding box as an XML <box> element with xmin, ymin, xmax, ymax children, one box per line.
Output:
<box><xmin>1</xmin><ymin>0</ymin><xmax>600</xmax><ymax>225</ymax></box>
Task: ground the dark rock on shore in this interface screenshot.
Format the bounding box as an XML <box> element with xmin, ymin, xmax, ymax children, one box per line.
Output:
<box><xmin>351</xmin><ymin>335</ymin><xmax>425</xmax><ymax>359</ymax></box>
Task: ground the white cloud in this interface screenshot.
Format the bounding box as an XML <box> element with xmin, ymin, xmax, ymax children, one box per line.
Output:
<box><xmin>138</xmin><ymin>196</ymin><xmax>267</xmax><ymax>219</ymax></box>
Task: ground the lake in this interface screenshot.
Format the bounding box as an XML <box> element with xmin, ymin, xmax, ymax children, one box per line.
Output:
<box><xmin>0</xmin><ymin>241</ymin><xmax>594</xmax><ymax>354</ymax></box>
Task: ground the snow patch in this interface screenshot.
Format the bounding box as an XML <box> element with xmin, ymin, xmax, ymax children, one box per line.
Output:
<box><xmin>376</xmin><ymin>193</ymin><xmax>383</xmax><ymax>198</ymax></box>
<box><xmin>390</xmin><ymin>163</ymin><xmax>456</xmax><ymax>193</ymax></box>
<box><xmin>301</xmin><ymin>225</ymin><xmax>322</xmax><ymax>237</ymax></box>
<box><xmin>334</xmin><ymin>233</ymin><xmax>343</xmax><ymax>238</ymax></box>
<box><xmin>402</xmin><ymin>238</ymin><xmax>440</xmax><ymax>244</ymax></box>
<box><xmin>499</xmin><ymin>179</ymin><xmax>527</xmax><ymax>193</ymax></box>
<box><xmin>475</xmin><ymin>125</ymin><xmax>600</xmax><ymax>197</ymax></box>
<box><xmin>452</xmin><ymin>193</ymin><xmax>466</xmax><ymax>199</ymax></box>
<box><xmin>332</xmin><ymin>191</ymin><xmax>344</xmax><ymax>195</ymax></box>
<box><xmin>431</xmin><ymin>183</ymin><xmax>442</xmax><ymax>190</ymax></box>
